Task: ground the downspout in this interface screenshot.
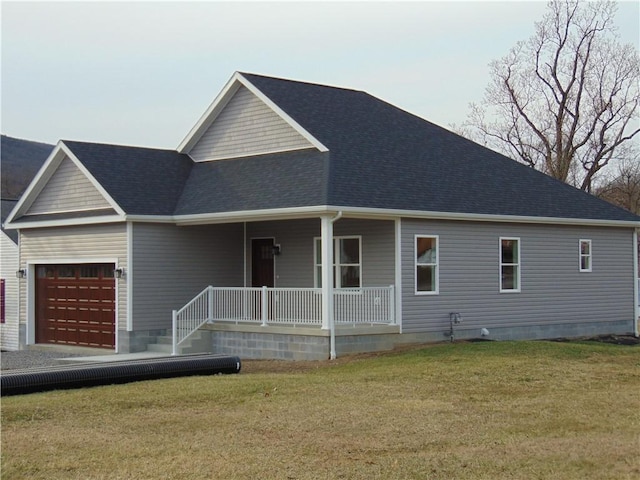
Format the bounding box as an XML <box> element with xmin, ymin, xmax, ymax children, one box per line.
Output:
<box><xmin>633</xmin><ymin>229</ymin><xmax>639</xmax><ymax>337</ymax></box>
<box><xmin>329</xmin><ymin>211</ymin><xmax>343</xmax><ymax>360</ymax></box>
<box><xmin>243</xmin><ymin>222</ymin><xmax>247</xmax><ymax>288</ymax></box>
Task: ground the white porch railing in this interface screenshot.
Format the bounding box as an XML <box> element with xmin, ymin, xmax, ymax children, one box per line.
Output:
<box><xmin>172</xmin><ymin>286</ymin><xmax>396</xmax><ymax>354</ymax></box>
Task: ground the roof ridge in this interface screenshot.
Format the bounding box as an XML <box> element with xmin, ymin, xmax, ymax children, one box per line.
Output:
<box><xmin>62</xmin><ymin>139</ymin><xmax>179</xmax><ymax>152</ymax></box>
<box><xmin>239</xmin><ymin>72</ymin><xmax>366</xmax><ymax>95</ymax></box>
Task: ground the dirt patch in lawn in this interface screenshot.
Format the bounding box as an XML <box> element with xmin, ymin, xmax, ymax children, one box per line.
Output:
<box><xmin>241</xmin><ymin>335</ymin><xmax>639</xmax><ymax>374</ymax></box>
<box><xmin>551</xmin><ymin>334</ymin><xmax>640</xmax><ymax>346</ymax></box>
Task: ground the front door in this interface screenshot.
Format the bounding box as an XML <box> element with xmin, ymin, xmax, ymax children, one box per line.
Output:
<box><xmin>251</xmin><ymin>238</ymin><xmax>275</xmax><ymax>287</ymax></box>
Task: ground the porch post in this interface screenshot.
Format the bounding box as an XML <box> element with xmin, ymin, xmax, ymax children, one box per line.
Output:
<box><xmin>320</xmin><ymin>216</ymin><xmax>335</xmax><ymax>350</ymax></box>
<box><xmin>320</xmin><ymin>215</ymin><xmax>334</xmax><ymax>333</ymax></box>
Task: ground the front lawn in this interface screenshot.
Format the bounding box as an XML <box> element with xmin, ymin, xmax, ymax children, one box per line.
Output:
<box><xmin>2</xmin><ymin>341</ymin><xmax>638</xmax><ymax>479</ymax></box>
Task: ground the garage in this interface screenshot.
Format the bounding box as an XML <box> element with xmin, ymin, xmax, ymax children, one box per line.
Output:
<box><xmin>36</xmin><ymin>264</ymin><xmax>116</xmax><ymax>349</ymax></box>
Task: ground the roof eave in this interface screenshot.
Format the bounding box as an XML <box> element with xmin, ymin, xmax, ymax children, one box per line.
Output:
<box><xmin>171</xmin><ymin>205</ymin><xmax>640</xmax><ymax>228</ymax></box>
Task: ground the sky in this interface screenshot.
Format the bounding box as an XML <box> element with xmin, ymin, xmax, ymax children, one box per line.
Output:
<box><xmin>1</xmin><ymin>1</ymin><xmax>639</xmax><ymax>150</ymax></box>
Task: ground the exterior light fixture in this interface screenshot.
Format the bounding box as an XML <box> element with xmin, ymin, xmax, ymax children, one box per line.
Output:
<box><xmin>15</xmin><ymin>269</ymin><xmax>27</xmax><ymax>279</ymax></box>
<box><xmin>272</xmin><ymin>244</ymin><xmax>281</xmax><ymax>256</ymax></box>
<box><xmin>114</xmin><ymin>267</ymin><xmax>125</xmax><ymax>279</ymax></box>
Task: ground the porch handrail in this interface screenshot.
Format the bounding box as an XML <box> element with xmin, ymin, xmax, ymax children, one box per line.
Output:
<box><xmin>172</xmin><ymin>286</ymin><xmax>213</xmax><ymax>355</ymax></box>
<box><xmin>172</xmin><ymin>285</ymin><xmax>397</xmax><ymax>353</ymax></box>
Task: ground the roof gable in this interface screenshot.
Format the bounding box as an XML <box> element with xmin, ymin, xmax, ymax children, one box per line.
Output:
<box><xmin>26</xmin><ymin>155</ymin><xmax>112</xmax><ymax>215</ymax></box>
<box><xmin>6</xmin><ymin>142</ymin><xmax>124</xmax><ymax>224</ymax></box>
<box><xmin>188</xmin><ymin>85</ymin><xmax>314</xmax><ymax>161</ymax></box>
<box><xmin>178</xmin><ymin>72</ymin><xmax>328</xmax><ymax>159</ymax></box>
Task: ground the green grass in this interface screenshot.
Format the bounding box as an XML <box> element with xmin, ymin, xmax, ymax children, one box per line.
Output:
<box><xmin>2</xmin><ymin>341</ymin><xmax>639</xmax><ymax>479</ymax></box>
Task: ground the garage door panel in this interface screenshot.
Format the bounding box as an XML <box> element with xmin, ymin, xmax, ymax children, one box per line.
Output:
<box><xmin>36</xmin><ymin>264</ymin><xmax>115</xmax><ymax>349</ymax></box>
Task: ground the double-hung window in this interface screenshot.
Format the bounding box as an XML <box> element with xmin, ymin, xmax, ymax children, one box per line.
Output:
<box><xmin>314</xmin><ymin>236</ymin><xmax>361</xmax><ymax>288</ymax></box>
<box><xmin>415</xmin><ymin>235</ymin><xmax>439</xmax><ymax>294</ymax></box>
<box><xmin>500</xmin><ymin>237</ymin><xmax>520</xmax><ymax>292</ymax></box>
<box><xmin>579</xmin><ymin>239</ymin><xmax>592</xmax><ymax>272</ymax></box>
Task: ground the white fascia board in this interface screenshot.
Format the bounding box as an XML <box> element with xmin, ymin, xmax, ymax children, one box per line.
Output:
<box><xmin>327</xmin><ymin>205</ymin><xmax>640</xmax><ymax>228</ymax></box>
<box><xmin>237</xmin><ymin>73</ymin><xmax>329</xmax><ymax>153</ymax></box>
<box><xmin>170</xmin><ymin>204</ymin><xmax>640</xmax><ymax>228</ymax></box>
<box><xmin>123</xmin><ymin>215</ymin><xmax>176</xmax><ymax>223</ymax></box>
<box><xmin>176</xmin><ymin>72</ymin><xmax>329</xmax><ymax>154</ymax></box>
<box><xmin>5</xmin><ymin>215</ymin><xmax>125</xmax><ymax>230</ymax></box>
<box><xmin>174</xmin><ymin>206</ymin><xmax>330</xmax><ymax>225</ymax></box>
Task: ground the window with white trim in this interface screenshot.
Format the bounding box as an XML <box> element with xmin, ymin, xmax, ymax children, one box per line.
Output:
<box><xmin>314</xmin><ymin>236</ymin><xmax>361</xmax><ymax>288</ymax></box>
<box><xmin>579</xmin><ymin>239</ymin><xmax>592</xmax><ymax>272</ymax></box>
<box><xmin>500</xmin><ymin>237</ymin><xmax>520</xmax><ymax>292</ymax></box>
<box><xmin>415</xmin><ymin>235</ymin><xmax>439</xmax><ymax>294</ymax></box>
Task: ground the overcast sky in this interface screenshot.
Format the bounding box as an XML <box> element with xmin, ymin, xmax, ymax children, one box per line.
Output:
<box><xmin>2</xmin><ymin>1</ymin><xmax>639</xmax><ymax>149</ymax></box>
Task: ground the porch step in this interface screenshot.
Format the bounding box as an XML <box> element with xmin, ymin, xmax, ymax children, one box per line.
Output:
<box><xmin>146</xmin><ymin>330</ymin><xmax>212</xmax><ymax>355</ymax></box>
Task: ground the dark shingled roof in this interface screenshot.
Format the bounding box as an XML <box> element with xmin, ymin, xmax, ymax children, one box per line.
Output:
<box><xmin>174</xmin><ymin>150</ymin><xmax>329</xmax><ymax>215</ymax></box>
<box><xmin>62</xmin><ymin>141</ymin><xmax>193</xmax><ymax>216</ymax></box>
<box><xmin>27</xmin><ymin>74</ymin><xmax>637</xmax><ymax>224</ymax></box>
<box><xmin>241</xmin><ymin>73</ymin><xmax>639</xmax><ymax>222</ymax></box>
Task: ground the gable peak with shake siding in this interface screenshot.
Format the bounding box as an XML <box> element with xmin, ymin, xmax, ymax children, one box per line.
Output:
<box><xmin>6</xmin><ymin>141</ymin><xmax>125</xmax><ymax>224</ymax></box>
<box><xmin>178</xmin><ymin>72</ymin><xmax>328</xmax><ymax>161</ymax></box>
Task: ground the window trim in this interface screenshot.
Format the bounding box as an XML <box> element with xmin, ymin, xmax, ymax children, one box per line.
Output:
<box><xmin>313</xmin><ymin>235</ymin><xmax>362</xmax><ymax>289</ymax></box>
<box><xmin>579</xmin><ymin>239</ymin><xmax>592</xmax><ymax>272</ymax></box>
<box><xmin>415</xmin><ymin>235</ymin><xmax>439</xmax><ymax>295</ymax></box>
<box><xmin>499</xmin><ymin>237</ymin><xmax>521</xmax><ymax>293</ymax></box>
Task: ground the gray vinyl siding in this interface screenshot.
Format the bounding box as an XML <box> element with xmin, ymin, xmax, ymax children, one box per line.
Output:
<box><xmin>19</xmin><ymin>223</ymin><xmax>128</xmax><ymax>329</ymax></box>
<box><xmin>131</xmin><ymin>223</ymin><xmax>244</xmax><ymax>330</ymax></box>
<box><xmin>401</xmin><ymin>219</ymin><xmax>635</xmax><ymax>336</ymax></box>
<box><xmin>189</xmin><ymin>86</ymin><xmax>312</xmax><ymax>162</ymax></box>
<box><xmin>246</xmin><ymin>218</ymin><xmax>395</xmax><ymax>288</ymax></box>
<box><xmin>1</xmin><ymin>233</ymin><xmax>19</xmax><ymax>350</ymax></box>
<box><xmin>27</xmin><ymin>156</ymin><xmax>111</xmax><ymax>214</ymax></box>
<box><xmin>335</xmin><ymin>219</ymin><xmax>395</xmax><ymax>287</ymax></box>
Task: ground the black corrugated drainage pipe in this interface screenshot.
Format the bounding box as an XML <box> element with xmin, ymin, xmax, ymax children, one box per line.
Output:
<box><xmin>1</xmin><ymin>354</ymin><xmax>241</xmax><ymax>396</ymax></box>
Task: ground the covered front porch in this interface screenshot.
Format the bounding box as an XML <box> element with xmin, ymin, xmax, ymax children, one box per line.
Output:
<box><xmin>128</xmin><ymin>214</ymin><xmax>401</xmax><ymax>358</ymax></box>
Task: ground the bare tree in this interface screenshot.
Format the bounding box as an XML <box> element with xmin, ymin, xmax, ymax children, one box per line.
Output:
<box><xmin>594</xmin><ymin>150</ymin><xmax>640</xmax><ymax>214</ymax></box>
<box><xmin>464</xmin><ymin>0</ymin><xmax>639</xmax><ymax>192</ymax></box>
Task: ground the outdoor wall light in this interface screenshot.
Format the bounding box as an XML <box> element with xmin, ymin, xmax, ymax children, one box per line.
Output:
<box><xmin>15</xmin><ymin>269</ymin><xmax>27</xmax><ymax>279</ymax></box>
<box><xmin>114</xmin><ymin>267</ymin><xmax>125</xmax><ymax>279</ymax></box>
<box><xmin>272</xmin><ymin>244</ymin><xmax>281</xmax><ymax>256</ymax></box>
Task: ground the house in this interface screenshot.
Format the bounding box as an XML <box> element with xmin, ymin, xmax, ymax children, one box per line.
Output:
<box><xmin>5</xmin><ymin>72</ymin><xmax>639</xmax><ymax>360</ymax></box>
<box><xmin>1</xmin><ymin>200</ymin><xmax>20</xmax><ymax>350</ymax></box>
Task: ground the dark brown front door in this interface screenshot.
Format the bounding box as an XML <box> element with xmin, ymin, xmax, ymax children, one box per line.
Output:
<box><xmin>36</xmin><ymin>264</ymin><xmax>116</xmax><ymax>349</ymax></box>
<box><xmin>251</xmin><ymin>239</ymin><xmax>275</xmax><ymax>288</ymax></box>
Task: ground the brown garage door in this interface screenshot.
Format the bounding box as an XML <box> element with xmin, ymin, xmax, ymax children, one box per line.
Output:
<box><xmin>36</xmin><ymin>264</ymin><xmax>116</xmax><ymax>349</ymax></box>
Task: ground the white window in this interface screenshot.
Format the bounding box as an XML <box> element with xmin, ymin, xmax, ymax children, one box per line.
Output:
<box><xmin>415</xmin><ymin>235</ymin><xmax>439</xmax><ymax>294</ymax></box>
<box><xmin>314</xmin><ymin>236</ymin><xmax>361</xmax><ymax>288</ymax></box>
<box><xmin>500</xmin><ymin>237</ymin><xmax>520</xmax><ymax>292</ymax></box>
<box><xmin>579</xmin><ymin>239</ymin><xmax>592</xmax><ymax>272</ymax></box>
